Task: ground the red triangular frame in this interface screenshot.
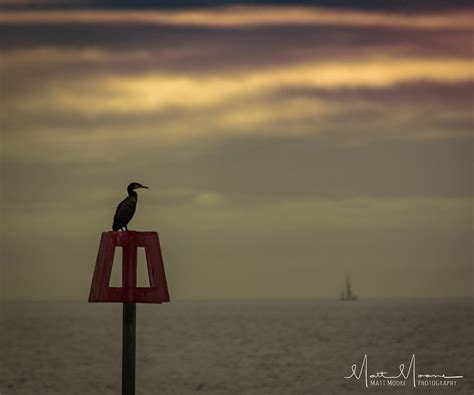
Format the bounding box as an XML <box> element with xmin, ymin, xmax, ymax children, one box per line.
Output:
<box><xmin>88</xmin><ymin>231</ymin><xmax>170</xmax><ymax>303</ymax></box>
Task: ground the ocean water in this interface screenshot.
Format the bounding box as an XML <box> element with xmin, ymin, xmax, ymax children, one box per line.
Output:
<box><xmin>0</xmin><ymin>299</ymin><xmax>472</xmax><ymax>395</ymax></box>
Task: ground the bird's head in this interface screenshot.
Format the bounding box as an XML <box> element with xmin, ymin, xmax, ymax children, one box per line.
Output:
<box><xmin>127</xmin><ymin>182</ymin><xmax>148</xmax><ymax>194</ymax></box>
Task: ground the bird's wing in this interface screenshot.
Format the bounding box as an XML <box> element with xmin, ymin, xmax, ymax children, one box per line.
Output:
<box><xmin>113</xmin><ymin>196</ymin><xmax>137</xmax><ymax>230</ymax></box>
<box><xmin>113</xmin><ymin>197</ymin><xmax>128</xmax><ymax>223</ymax></box>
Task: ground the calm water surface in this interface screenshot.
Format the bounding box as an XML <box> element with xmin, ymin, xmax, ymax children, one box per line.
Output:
<box><xmin>1</xmin><ymin>299</ymin><xmax>472</xmax><ymax>394</ymax></box>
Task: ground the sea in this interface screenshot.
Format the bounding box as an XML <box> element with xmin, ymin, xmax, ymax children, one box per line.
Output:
<box><xmin>1</xmin><ymin>299</ymin><xmax>472</xmax><ymax>395</ymax></box>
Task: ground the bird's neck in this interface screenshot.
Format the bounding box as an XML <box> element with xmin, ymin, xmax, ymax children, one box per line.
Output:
<box><xmin>127</xmin><ymin>188</ymin><xmax>137</xmax><ymax>197</ymax></box>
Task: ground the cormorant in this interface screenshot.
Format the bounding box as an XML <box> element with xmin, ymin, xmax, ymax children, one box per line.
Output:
<box><xmin>112</xmin><ymin>182</ymin><xmax>148</xmax><ymax>231</ymax></box>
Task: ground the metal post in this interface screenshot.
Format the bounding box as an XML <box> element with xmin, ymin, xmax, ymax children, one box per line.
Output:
<box><xmin>122</xmin><ymin>302</ymin><xmax>136</xmax><ymax>395</ymax></box>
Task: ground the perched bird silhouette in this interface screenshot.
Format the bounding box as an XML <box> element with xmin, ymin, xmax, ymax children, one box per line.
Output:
<box><xmin>113</xmin><ymin>182</ymin><xmax>148</xmax><ymax>231</ymax></box>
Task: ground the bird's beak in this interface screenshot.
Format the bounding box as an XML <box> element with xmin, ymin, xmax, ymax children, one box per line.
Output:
<box><xmin>140</xmin><ymin>185</ymin><xmax>149</xmax><ymax>189</ymax></box>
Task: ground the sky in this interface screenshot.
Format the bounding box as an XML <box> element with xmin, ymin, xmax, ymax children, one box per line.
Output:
<box><xmin>0</xmin><ymin>0</ymin><xmax>472</xmax><ymax>300</ymax></box>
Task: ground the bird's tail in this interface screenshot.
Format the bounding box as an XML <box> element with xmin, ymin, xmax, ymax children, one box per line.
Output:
<box><xmin>112</xmin><ymin>222</ymin><xmax>120</xmax><ymax>231</ymax></box>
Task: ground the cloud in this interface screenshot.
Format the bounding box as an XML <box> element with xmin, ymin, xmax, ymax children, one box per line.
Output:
<box><xmin>0</xmin><ymin>0</ymin><xmax>61</xmax><ymax>5</ymax></box>
<box><xmin>2</xmin><ymin>51</ymin><xmax>471</xmax><ymax>161</ymax></box>
<box><xmin>1</xmin><ymin>6</ymin><xmax>473</xmax><ymax>31</ymax></box>
<box><xmin>5</xmin><ymin>57</ymin><xmax>472</xmax><ymax>113</ymax></box>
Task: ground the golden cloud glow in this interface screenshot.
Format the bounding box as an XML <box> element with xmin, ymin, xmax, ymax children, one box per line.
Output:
<box><xmin>2</xmin><ymin>6</ymin><xmax>472</xmax><ymax>161</ymax></box>
<box><xmin>2</xmin><ymin>52</ymin><xmax>471</xmax><ymax>162</ymax></box>
<box><xmin>1</xmin><ymin>6</ymin><xmax>473</xmax><ymax>31</ymax></box>
<box><xmin>10</xmin><ymin>58</ymin><xmax>472</xmax><ymax>116</ymax></box>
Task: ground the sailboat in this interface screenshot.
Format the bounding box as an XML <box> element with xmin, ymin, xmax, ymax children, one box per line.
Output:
<box><xmin>340</xmin><ymin>273</ymin><xmax>357</xmax><ymax>301</ymax></box>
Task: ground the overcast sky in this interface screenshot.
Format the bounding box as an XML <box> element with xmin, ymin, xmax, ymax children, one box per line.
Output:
<box><xmin>1</xmin><ymin>0</ymin><xmax>472</xmax><ymax>300</ymax></box>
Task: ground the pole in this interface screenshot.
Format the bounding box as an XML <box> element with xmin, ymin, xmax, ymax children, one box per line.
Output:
<box><xmin>122</xmin><ymin>302</ymin><xmax>136</xmax><ymax>395</ymax></box>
